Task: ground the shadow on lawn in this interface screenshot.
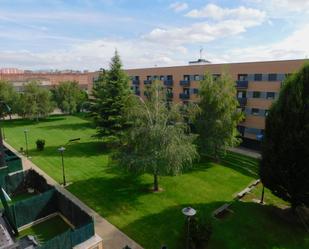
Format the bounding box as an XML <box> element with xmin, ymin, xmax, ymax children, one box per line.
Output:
<box><xmin>2</xmin><ymin>116</ymin><xmax>67</xmax><ymax>128</ymax></box>
<box><xmin>121</xmin><ymin>201</ymin><xmax>308</xmax><ymax>249</ymax></box>
<box><xmin>67</xmin><ymin>174</ymin><xmax>152</xmax><ymax>216</ymax></box>
<box><xmin>28</xmin><ymin>141</ymin><xmax>110</xmax><ymax>158</ymax></box>
<box><xmin>38</xmin><ymin>122</ymin><xmax>95</xmax><ymax>131</ymax></box>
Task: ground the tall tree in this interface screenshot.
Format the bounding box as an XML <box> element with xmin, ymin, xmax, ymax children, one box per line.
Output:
<box><xmin>260</xmin><ymin>64</ymin><xmax>309</xmax><ymax>210</ymax></box>
<box><xmin>53</xmin><ymin>81</ymin><xmax>88</xmax><ymax>114</ymax></box>
<box><xmin>16</xmin><ymin>81</ymin><xmax>54</xmax><ymax>120</ymax></box>
<box><xmin>91</xmin><ymin>51</ymin><xmax>131</xmax><ymax>143</ymax></box>
<box><xmin>116</xmin><ymin>81</ymin><xmax>198</xmax><ymax>191</ymax></box>
<box><xmin>195</xmin><ymin>72</ymin><xmax>243</xmax><ymax>160</ymax></box>
<box><xmin>0</xmin><ymin>80</ymin><xmax>17</xmax><ymax>117</ymax></box>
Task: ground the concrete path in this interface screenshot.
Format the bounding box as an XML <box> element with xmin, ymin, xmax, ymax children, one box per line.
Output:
<box><xmin>4</xmin><ymin>141</ymin><xmax>144</xmax><ymax>249</ymax></box>
<box><xmin>228</xmin><ymin>146</ymin><xmax>261</xmax><ymax>159</ymax></box>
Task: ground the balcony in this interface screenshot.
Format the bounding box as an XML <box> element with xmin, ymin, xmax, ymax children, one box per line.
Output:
<box><xmin>237</xmin><ymin>97</ymin><xmax>247</xmax><ymax>107</ymax></box>
<box><xmin>144</xmin><ymin>80</ymin><xmax>152</xmax><ymax>85</ymax></box>
<box><xmin>180</xmin><ymin>80</ymin><xmax>190</xmax><ymax>86</ymax></box>
<box><xmin>164</xmin><ymin>79</ymin><xmax>173</xmax><ymax>86</ymax></box>
<box><xmin>132</xmin><ymin>79</ymin><xmax>140</xmax><ymax>85</ymax></box>
<box><xmin>179</xmin><ymin>93</ymin><xmax>190</xmax><ymax>99</ymax></box>
<box><xmin>236</xmin><ymin>80</ymin><xmax>248</xmax><ymax>88</ymax></box>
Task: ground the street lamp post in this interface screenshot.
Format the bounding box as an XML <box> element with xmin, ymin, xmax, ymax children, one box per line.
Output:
<box><xmin>182</xmin><ymin>207</ymin><xmax>196</xmax><ymax>249</ymax></box>
<box><xmin>24</xmin><ymin>129</ymin><xmax>29</xmax><ymax>157</ymax></box>
<box><xmin>58</xmin><ymin>146</ymin><xmax>66</xmax><ymax>186</ymax></box>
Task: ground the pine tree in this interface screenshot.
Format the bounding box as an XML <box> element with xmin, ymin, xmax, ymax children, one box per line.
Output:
<box><xmin>260</xmin><ymin>63</ymin><xmax>309</xmax><ymax>210</ymax></box>
<box><xmin>116</xmin><ymin>81</ymin><xmax>198</xmax><ymax>191</ymax></box>
<box><xmin>91</xmin><ymin>51</ymin><xmax>131</xmax><ymax>144</ymax></box>
<box><xmin>195</xmin><ymin>72</ymin><xmax>243</xmax><ymax>160</ymax></box>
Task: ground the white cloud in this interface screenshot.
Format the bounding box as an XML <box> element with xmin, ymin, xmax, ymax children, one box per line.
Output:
<box><xmin>169</xmin><ymin>2</ymin><xmax>188</xmax><ymax>12</ymax></box>
<box><xmin>185</xmin><ymin>4</ymin><xmax>266</xmax><ymax>22</ymax></box>
<box><xmin>211</xmin><ymin>24</ymin><xmax>309</xmax><ymax>63</ymax></box>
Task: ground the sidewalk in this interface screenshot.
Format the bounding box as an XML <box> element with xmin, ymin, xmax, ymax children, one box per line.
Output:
<box><xmin>4</xmin><ymin>141</ymin><xmax>144</xmax><ymax>249</ymax></box>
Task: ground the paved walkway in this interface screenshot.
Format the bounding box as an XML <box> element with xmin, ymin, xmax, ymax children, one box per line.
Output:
<box><xmin>4</xmin><ymin>141</ymin><xmax>144</xmax><ymax>249</ymax></box>
<box><xmin>228</xmin><ymin>146</ymin><xmax>261</xmax><ymax>159</ymax></box>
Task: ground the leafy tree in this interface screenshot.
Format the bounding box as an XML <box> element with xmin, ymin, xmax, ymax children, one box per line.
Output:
<box><xmin>116</xmin><ymin>81</ymin><xmax>198</xmax><ymax>191</ymax></box>
<box><xmin>16</xmin><ymin>81</ymin><xmax>54</xmax><ymax>120</ymax></box>
<box><xmin>260</xmin><ymin>63</ymin><xmax>309</xmax><ymax>210</ymax></box>
<box><xmin>91</xmin><ymin>51</ymin><xmax>131</xmax><ymax>143</ymax></box>
<box><xmin>195</xmin><ymin>72</ymin><xmax>243</xmax><ymax>160</ymax></box>
<box><xmin>53</xmin><ymin>81</ymin><xmax>88</xmax><ymax>114</ymax></box>
<box><xmin>0</xmin><ymin>80</ymin><xmax>17</xmax><ymax>117</ymax></box>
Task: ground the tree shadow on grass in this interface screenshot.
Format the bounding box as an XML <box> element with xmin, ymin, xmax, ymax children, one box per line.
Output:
<box><xmin>121</xmin><ymin>201</ymin><xmax>309</xmax><ymax>249</ymax></box>
<box><xmin>2</xmin><ymin>116</ymin><xmax>67</xmax><ymax>128</ymax></box>
<box><xmin>28</xmin><ymin>141</ymin><xmax>110</xmax><ymax>158</ymax></box>
<box><xmin>66</xmin><ymin>174</ymin><xmax>153</xmax><ymax>217</ymax></box>
<box><xmin>38</xmin><ymin>122</ymin><xmax>95</xmax><ymax>131</ymax></box>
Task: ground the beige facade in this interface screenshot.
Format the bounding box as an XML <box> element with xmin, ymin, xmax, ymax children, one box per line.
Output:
<box><xmin>125</xmin><ymin>59</ymin><xmax>307</xmax><ymax>142</ymax></box>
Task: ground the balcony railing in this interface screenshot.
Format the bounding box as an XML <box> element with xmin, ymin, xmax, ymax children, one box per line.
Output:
<box><xmin>164</xmin><ymin>79</ymin><xmax>173</xmax><ymax>86</ymax></box>
<box><xmin>237</xmin><ymin>97</ymin><xmax>247</xmax><ymax>106</ymax></box>
<box><xmin>132</xmin><ymin>79</ymin><xmax>140</xmax><ymax>85</ymax></box>
<box><xmin>144</xmin><ymin>80</ymin><xmax>152</xmax><ymax>85</ymax></box>
<box><xmin>179</xmin><ymin>93</ymin><xmax>190</xmax><ymax>99</ymax></box>
<box><xmin>180</xmin><ymin>80</ymin><xmax>190</xmax><ymax>86</ymax></box>
<box><xmin>236</xmin><ymin>80</ymin><xmax>248</xmax><ymax>88</ymax></box>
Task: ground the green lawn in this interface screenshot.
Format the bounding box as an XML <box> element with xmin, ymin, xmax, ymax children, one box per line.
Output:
<box><xmin>3</xmin><ymin>115</ymin><xmax>308</xmax><ymax>249</ymax></box>
<box><xmin>17</xmin><ymin>215</ymin><xmax>70</xmax><ymax>243</ymax></box>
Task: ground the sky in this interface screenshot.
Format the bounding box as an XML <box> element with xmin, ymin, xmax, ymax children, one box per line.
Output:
<box><xmin>0</xmin><ymin>0</ymin><xmax>309</xmax><ymax>70</ymax></box>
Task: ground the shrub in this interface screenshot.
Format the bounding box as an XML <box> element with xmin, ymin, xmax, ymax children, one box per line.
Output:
<box><xmin>36</xmin><ymin>139</ymin><xmax>45</xmax><ymax>151</ymax></box>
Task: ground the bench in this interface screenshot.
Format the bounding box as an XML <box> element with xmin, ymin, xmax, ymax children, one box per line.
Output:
<box><xmin>213</xmin><ymin>203</ymin><xmax>231</xmax><ymax>217</ymax></box>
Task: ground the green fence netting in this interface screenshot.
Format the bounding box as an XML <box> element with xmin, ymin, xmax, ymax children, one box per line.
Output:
<box><xmin>71</xmin><ymin>221</ymin><xmax>95</xmax><ymax>247</ymax></box>
<box><xmin>38</xmin><ymin>230</ymin><xmax>72</xmax><ymax>249</ymax></box>
<box><xmin>4</xmin><ymin>148</ymin><xmax>22</xmax><ymax>173</ymax></box>
<box><xmin>10</xmin><ymin>189</ymin><xmax>57</xmax><ymax>228</ymax></box>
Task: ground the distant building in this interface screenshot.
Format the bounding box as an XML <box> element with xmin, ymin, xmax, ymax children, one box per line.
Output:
<box><xmin>0</xmin><ymin>68</ymin><xmax>24</xmax><ymax>74</ymax></box>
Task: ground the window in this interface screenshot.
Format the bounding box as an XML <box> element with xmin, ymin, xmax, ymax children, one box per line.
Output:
<box><xmin>254</xmin><ymin>74</ymin><xmax>262</xmax><ymax>81</ymax></box>
<box><xmin>160</xmin><ymin>75</ymin><xmax>165</xmax><ymax>81</ymax></box>
<box><xmin>167</xmin><ymin>75</ymin><xmax>173</xmax><ymax>80</ymax></box>
<box><xmin>265</xmin><ymin>110</ymin><xmax>269</xmax><ymax>116</ymax></box>
<box><xmin>147</xmin><ymin>75</ymin><xmax>151</xmax><ymax>80</ymax></box>
<box><xmin>237</xmin><ymin>91</ymin><xmax>246</xmax><ymax>98</ymax></box>
<box><xmin>194</xmin><ymin>75</ymin><xmax>200</xmax><ymax>81</ymax></box>
<box><xmin>133</xmin><ymin>76</ymin><xmax>139</xmax><ymax>80</ymax></box>
<box><xmin>212</xmin><ymin>74</ymin><xmax>221</xmax><ymax>80</ymax></box>
<box><xmin>184</xmin><ymin>75</ymin><xmax>190</xmax><ymax>81</ymax></box>
<box><xmin>238</xmin><ymin>74</ymin><xmax>248</xmax><ymax>81</ymax></box>
<box><xmin>251</xmin><ymin>108</ymin><xmax>260</xmax><ymax>115</ymax></box>
<box><xmin>266</xmin><ymin>92</ymin><xmax>275</xmax><ymax>99</ymax></box>
<box><xmin>253</xmin><ymin>91</ymin><xmax>261</xmax><ymax>98</ymax></box>
<box><xmin>268</xmin><ymin>73</ymin><xmax>277</xmax><ymax>81</ymax></box>
<box><xmin>183</xmin><ymin>88</ymin><xmax>190</xmax><ymax>95</ymax></box>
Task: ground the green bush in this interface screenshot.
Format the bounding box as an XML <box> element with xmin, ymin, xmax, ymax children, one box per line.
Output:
<box><xmin>36</xmin><ymin>139</ymin><xmax>46</xmax><ymax>151</ymax></box>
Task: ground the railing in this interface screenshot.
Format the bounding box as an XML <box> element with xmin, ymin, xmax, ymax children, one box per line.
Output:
<box><xmin>179</xmin><ymin>93</ymin><xmax>190</xmax><ymax>99</ymax></box>
<box><xmin>144</xmin><ymin>80</ymin><xmax>152</xmax><ymax>85</ymax></box>
<box><xmin>164</xmin><ymin>79</ymin><xmax>173</xmax><ymax>86</ymax></box>
<box><xmin>132</xmin><ymin>79</ymin><xmax>140</xmax><ymax>85</ymax></box>
<box><xmin>236</xmin><ymin>80</ymin><xmax>248</xmax><ymax>88</ymax></box>
<box><xmin>180</xmin><ymin>80</ymin><xmax>190</xmax><ymax>86</ymax></box>
<box><xmin>237</xmin><ymin>97</ymin><xmax>247</xmax><ymax>106</ymax></box>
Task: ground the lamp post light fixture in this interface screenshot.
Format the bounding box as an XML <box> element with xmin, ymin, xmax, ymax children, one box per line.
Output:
<box><xmin>58</xmin><ymin>146</ymin><xmax>66</xmax><ymax>187</ymax></box>
<box><xmin>182</xmin><ymin>207</ymin><xmax>196</xmax><ymax>249</ymax></box>
<box><xmin>24</xmin><ymin>129</ymin><xmax>29</xmax><ymax>157</ymax></box>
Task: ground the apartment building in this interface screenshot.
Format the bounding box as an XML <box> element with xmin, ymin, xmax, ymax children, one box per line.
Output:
<box><xmin>0</xmin><ymin>72</ymin><xmax>94</xmax><ymax>93</ymax></box>
<box><xmin>125</xmin><ymin>59</ymin><xmax>307</xmax><ymax>148</ymax></box>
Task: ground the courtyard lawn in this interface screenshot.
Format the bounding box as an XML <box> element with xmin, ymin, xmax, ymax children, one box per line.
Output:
<box><xmin>3</xmin><ymin>115</ymin><xmax>308</xmax><ymax>249</ymax></box>
<box><xmin>17</xmin><ymin>215</ymin><xmax>70</xmax><ymax>244</ymax></box>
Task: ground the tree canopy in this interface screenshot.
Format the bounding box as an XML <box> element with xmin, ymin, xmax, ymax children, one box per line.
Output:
<box><xmin>194</xmin><ymin>72</ymin><xmax>243</xmax><ymax>159</ymax></box>
<box><xmin>0</xmin><ymin>80</ymin><xmax>17</xmax><ymax>117</ymax></box>
<box><xmin>260</xmin><ymin>63</ymin><xmax>309</xmax><ymax>209</ymax></box>
<box><xmin>53</xmin><ymin>81</ymin><xmax>88</xmax><ymax>114</ymax></box>
<box><xmin>116</xmin><ymin>81</ymin><xmax>198</xmax><ymax>191</ymax></box>
<box><xmin>91</xmin><ymin>51</ymin><xmax>131</xmax><ymax>144</ymax></box>
<box><xmin>16</xmin><ymin>81</ymin><xmax>54</xmax><ymax>120</ymax></box>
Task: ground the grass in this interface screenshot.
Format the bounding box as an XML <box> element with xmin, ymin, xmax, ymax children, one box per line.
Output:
<box><xmin>3</xmin><ymin>114</ymin><xmax>308</xmax><ymax>249</ymax></box>
<box><xmin>17</xmin><ymin>215</ymin><xmax>70</xmax><ymax>243</ymax></box>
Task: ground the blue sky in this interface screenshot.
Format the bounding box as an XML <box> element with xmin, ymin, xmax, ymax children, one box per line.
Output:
<box><xmin>0</xmin><ymin>0</ymin><xmax>309</xmax><ymax>70</ymax></box>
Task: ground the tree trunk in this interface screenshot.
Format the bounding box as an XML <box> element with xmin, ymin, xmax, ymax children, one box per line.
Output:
<box><xmin>153</xmin><ymin>174</ymin><xmax>159</xmax><ymax>192</ymax></box>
